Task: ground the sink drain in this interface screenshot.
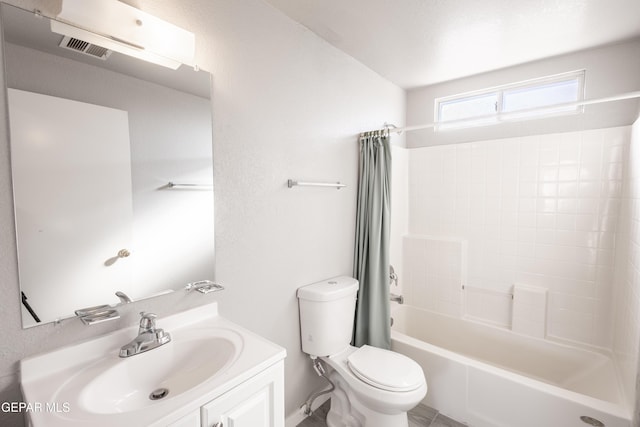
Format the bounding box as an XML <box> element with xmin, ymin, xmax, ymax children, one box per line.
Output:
<box><xmin>580</xmin><ymin>416</ymin><xmax>605</xmax><ymax>426</ymax></box>
<box><xmin>149</xmin><ymin>388</ymin><xmax>169</xmax><ymax>400</ymax></box>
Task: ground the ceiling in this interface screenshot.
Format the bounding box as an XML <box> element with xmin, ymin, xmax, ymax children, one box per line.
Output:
<box><xmin>263</xmin><ymin>0</ymin><xmax>640</xmax><ymax>89</ymax></box>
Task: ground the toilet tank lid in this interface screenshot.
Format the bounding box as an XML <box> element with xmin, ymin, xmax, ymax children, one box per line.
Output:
<box><xmin>297</xmin><ymin>276</ymin><xmax>359</xmax><ymax>302</ymax></box>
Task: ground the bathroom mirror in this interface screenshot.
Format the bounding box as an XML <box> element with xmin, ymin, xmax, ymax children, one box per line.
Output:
<box><xmin>1</xmin><ymin>4</ymin><xmax>215</xmax><ymax>328</ymax></box>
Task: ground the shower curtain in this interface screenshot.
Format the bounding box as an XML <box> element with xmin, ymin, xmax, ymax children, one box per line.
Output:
<box><xmin>353</xmin><ymin>130</ymin><xmax>391</xmax><ymax>349</ymax></box>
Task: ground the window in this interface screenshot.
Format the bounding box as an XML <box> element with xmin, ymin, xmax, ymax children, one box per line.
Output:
<box><xmin>435</xmin><ymin>70</ymin><xmax>585</xmax><ymax>130</ymax></box>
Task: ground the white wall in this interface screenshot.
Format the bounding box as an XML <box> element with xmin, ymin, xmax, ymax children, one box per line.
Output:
<box><xmin>402</xmin><ymin>126</ymin><xmax>629</xmax><ymax>348</ymax></box>
<box><xmin>613</xmin><ymin>115</ymin><xmax>640</xmax><ymax>414</ymax></box>
<box><xmin>203</xmin><ymin>1</ymin><xmax>404</xmax><ymax>420</ymax></box>
<box><xmin>406</xmin><ymin>38</ymin><xmax>640</xmax><ymax>147</ymax></box>
<box><xmin>0</xmin><ymin>1</ymin><xmax>405</xmax><ymax>426</ymax></box>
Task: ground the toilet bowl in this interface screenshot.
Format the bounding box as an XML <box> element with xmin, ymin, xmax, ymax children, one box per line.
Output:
<box><xmin>322</xmin><ymin>345</ymin><xmax>427</xmax><ymax>427</ymax></box>
<box><xmin>297</xmin><ymin>276</ymin><xmax>427</xmax><ymax>427</ymax></box>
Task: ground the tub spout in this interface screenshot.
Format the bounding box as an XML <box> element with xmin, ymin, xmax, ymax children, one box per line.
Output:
<box><xmin>390</xmin><ymin>293</ymin><xmax>404</xmax><ymax>304</ymax></box>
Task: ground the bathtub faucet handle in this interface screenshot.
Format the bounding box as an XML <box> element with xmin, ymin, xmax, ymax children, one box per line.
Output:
<box><xmin>390</xmin><ymin>265</ymin><xmax>398</xmax><ymax>287</ymax></box>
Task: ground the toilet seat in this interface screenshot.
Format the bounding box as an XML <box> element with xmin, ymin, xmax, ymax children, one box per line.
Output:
<box><xmin>347</xmin><ymin>345</ymin><xmax>424</xmax><ymax>392</ymax></box>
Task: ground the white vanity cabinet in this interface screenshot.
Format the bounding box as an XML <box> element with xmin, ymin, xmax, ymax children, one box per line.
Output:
<box><xmin>168</xmin><ymin>360</ymin><xmax>285</xmax><ymax>427</ymax></box>
<box><xmin>21</xmin><ymin>303</ymin><xmax>287</xmax><ymax>427</ymax></box>
<box><xmin>201</xmin><ymin>361</ymin><xmax>285</xmax><ymax>427</ymax></box>
<box><xmin>168</xmin><ymin>411</ymin><xmax>201</xmax><ymax>427</ymax></box>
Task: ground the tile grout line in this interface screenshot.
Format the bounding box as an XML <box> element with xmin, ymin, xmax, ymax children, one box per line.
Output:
<box><xmin>427</xmin><ymin>412</ymin><xmax>439</xmax><ymax>427</ymax></box>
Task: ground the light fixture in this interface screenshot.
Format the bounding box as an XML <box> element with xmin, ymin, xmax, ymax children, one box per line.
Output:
<box><xmin>51</xmin><ymin>0</ymin><xmax>195</xmax><ymax>70</ymax></box>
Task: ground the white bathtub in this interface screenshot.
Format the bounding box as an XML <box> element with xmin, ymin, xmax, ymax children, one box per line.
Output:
<box><xmin>390</xmin><ymin>305</ymin><xmax>631</xmax><ymax>427</ymax></box>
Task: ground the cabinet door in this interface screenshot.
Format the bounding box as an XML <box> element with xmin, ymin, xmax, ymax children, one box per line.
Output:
<box><xmin>202</xmin><ymin>362</ymin><xmax>284</xmax><ymax>427</ymax></box>
<box><xmin>168</xmin><ymin>411</ymin><xmax>200</xmax><ymax>427</ymax></box>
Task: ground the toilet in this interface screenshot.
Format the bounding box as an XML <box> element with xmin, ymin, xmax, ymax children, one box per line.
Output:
<box><xmin>297</xmin><ymin>276</ymin><xmax>427</xmax><ymax>427</ymax></box>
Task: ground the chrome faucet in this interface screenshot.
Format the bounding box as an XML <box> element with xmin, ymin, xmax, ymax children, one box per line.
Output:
<box><xmin>115</xmin><ymin>291</ymin><xmax>132</xmax><ymax>304</ymax></box>
<box><xmin>119</xmin><ymin>312</ymin><xmax>171</xmax><ymax>358</ymax></box>
<box><xmin>390</xmin><ymin>293</ymin><xmax>404</xmax><ymax>304</ymax></box>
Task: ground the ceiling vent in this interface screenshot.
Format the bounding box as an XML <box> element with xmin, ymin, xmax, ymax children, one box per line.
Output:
<box><xmin>59</xmin><ymin>35</ymin><xmax>112</xmax><ymax>60</ymax></box>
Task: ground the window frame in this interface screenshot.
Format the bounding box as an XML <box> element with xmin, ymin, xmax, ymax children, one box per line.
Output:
<box><xmin>434</xmin><ymin>70</ymin><xmax>586</xmax><ymax>131</ymax></box>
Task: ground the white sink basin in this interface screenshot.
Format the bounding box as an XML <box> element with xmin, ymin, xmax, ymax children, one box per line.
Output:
<box><xmin>69</xmin><ymin>330</ymin><xmax>240</xmax><ymax>414</ymax></box>
<box><xmin>21</xmin><ymin>303</ymin><xmax>286</xmax><ymax>427</ymax></box>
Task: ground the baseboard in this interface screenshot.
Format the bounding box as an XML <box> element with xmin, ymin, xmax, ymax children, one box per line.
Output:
<box><xmin>285</xmin><ymin>395</ymin><xmax>330</xmax><ymax>427</ymax></box>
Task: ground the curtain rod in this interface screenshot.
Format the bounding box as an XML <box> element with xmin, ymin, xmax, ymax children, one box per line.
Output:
<box><xmin>379</xmin><ymin>90</ymin><xmax>640</xmax><ymax>135</ymax></box>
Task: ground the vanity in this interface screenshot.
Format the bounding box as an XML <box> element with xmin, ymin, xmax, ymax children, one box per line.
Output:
<box><xmin>20</xmin><ymin>303</ymin><xmax>286</xmax><ymax>427</ymax></box>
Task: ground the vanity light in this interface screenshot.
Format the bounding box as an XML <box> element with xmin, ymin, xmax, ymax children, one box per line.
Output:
<box><xmin>51</xmin><ymin>0</ymin><xmax>195</xmax><ymax>69</ymax></box>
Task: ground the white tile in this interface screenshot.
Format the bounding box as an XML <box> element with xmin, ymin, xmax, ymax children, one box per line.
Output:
<box><xmin>558</xmin><ymin>182</ymin><xmax>578</xmax><ymax>197</ymax></box>
<box><xmin>596</xmin><ymin>249</ymin><xmax>614</xmax><ymax>267</ymax></box>
<box><xmin>601</xmin><ymin>181</ymin><xmax>622</xmax><ymax>198</ymax></box>
<box><xmin>539</xmin><ymin>182</ymin><xmax>558</xmax><ymax>197</ymax></box>
<box><xmin>575</xmin><ymin>214</ymin><xmax>599</xmax><ymax>231</ymax></box>
<box><xmin>517</xmin><ymin>243</ymin><xmax>535</xmax><ymax>258</ymax></box>
<box><xmin>518</xmin><ymin>213</ymin><xmax>537</xmax><ymax>228</ymax></box>
<box><xmin>512</xmin><ymin>284</ymin><xmax>548</xmax><ymax>338</ymax></box>
<box><xmin>537</xmin><ymin>198</ymin><xmax>557</xmax><ymax>213</ymax></box>
<box><xmin>519</xmin><ymin>144</ymin><xmax>538</xmax><ymax>167</ymax></box>
<box><xmin>502</xmin><ymin>178</ymin><xmax>519</xmax><ymax>197</ymax></box>
<box><xmin>558</xmin><ymin>165</ymin><xmax>579</xmax><ymax>181</ymax></box>
<box><xmin>539</xmin><ymin>148</ymin><xmax>559</xmax><ymax>166</ymax></box>
<box><xmin>577</xmin><ymin>198</ymin><xmax>599</xmax><ymax>215</ymax></box>
<box><xmin>556</xmin><ymin>214</ymin><xmax>576</xmax><ymax>231</ymax></box>
<box><xmin>502</xmin><ymin>197</ymin><xmax>518</xmax><ymax>212</ymax></box>
<box><xmin>536</xmin><ymin>212</ymin><xmax>556</xmax><ymax>229</ymax></box>
<box><xmin>519</xmin><ymin>166</ymin><xmax>538</xmax><ymax>182</ymax></box>
<box><xmin>604</xmin><ymin>145</ymin><xmax>624</xmax><ymax>163</ymax></box>
<box><xmin>575</xmin><ymin>247</ymin><xmax>598</xmax><ymax>265</ymax></box>
<box><xmin>403</xmin><ymin>126</ymin><xmax>631</xmax><ymax>349</ymax></box>
<box><xmin>557</xmin><ymin>198</ymin><xmax>577</xmax><ymax>214</ymax></box>
<box><xmin>559</xmin><ymin>140</ymin><xmax>580</xmax><ymax>165</ymax></box>
<box><xmin>578</xmin><ymin>181</ymin><xmax>601</xmax><ymax>198</ymax></box>
<box><xmin>556</xmin><ymin>230</ymin><xmax>577</xmax><ymax>246</ymax></box>
<box><xmin>519</xmin><ymin>181</ymin><xmax>538</xmax><ymax>197</ymax></box>
<box><xmin>500</xmin><ymin>225</ymin><xmax>518</xmax><ymax>241</ymax></box>
<box><xmin>598</xmin><ymin>232</ymin><xmax>615</xmax><ymax>249</ymax></box>
<box><xmin>517</xmin><ymin>227</ymin><xmax>536</xmax><ymax>243</ymax></box>
<box><xmin>580</xmin><ymin>164</ymin><xmax>602</xmax><ymax>181</ymax></box>
<box><xmin>606</xmin><ymin>163</ymin><xmax>623</xmax><ymax>181</ymax></box>
<box><xmin>540</xmin><ymin>166</ymin><xmax>559</xmax><ymax>182</ymax></box>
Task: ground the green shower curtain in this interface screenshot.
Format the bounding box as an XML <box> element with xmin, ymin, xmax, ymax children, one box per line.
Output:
<box><xmin>353</xmin><ymin>130</ymin><xmax>391</xmax><ymax>349</ymax></box>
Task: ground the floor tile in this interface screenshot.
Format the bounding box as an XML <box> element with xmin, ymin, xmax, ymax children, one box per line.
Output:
<box><xmin>297</xmin><ymin>411</ymin><xmax>329</xmax><ymax>427</ymax></box>
<box><xmin>429</xmin><ymin>413</ymin><xmax>467</xmax><ymax>427</ymax></box>
<box><xmin>409</xmin><ymin>403</ymin><xmax>438</xmax><ymax>426</ymax></box>
<box><xmin>297</xmin><ymin>402</ymin><xmax>456</xmax><ymax>427</ymax></box>
<box><xmin>297</xmin><ymin>400</ymin><xmax>330</xmax><ymax>427</ymax></box>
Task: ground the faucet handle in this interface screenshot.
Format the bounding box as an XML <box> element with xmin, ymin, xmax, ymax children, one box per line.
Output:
<box><xmin>389</xmin><ymin>265</ymin><xmax>398</xmax><ymax>287</ymax></box>
<box><xmin>139</xmin><ymin>312</ymin><xmax>157</xmax><ymax>331</ymax></box>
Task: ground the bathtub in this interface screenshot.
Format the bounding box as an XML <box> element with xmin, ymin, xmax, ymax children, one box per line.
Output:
<box><xmin>390</xmin><ymin>305</ymin><xmax>631</xmax><ymax>427</ymax></box>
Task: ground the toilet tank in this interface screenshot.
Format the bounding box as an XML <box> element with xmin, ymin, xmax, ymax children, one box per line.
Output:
<box><xmin>297</xmin><ymin>276</ymin><xmax>359</xmax><ymax>358</ymax></box>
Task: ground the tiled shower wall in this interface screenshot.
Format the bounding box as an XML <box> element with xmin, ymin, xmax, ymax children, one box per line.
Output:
<box><xmin>613</xmin><ymin>116</ymin><xmax>640</xmax><ymax>408</ymax></box>
<box><xmin>404</xmin><ymin>126</ymin><xmax>630</xmax><ymax>348</ymax></box>
<box><xmin>403</xmin><ymin>236</ymin><xmax>467</xmax><ymax>318</ymax></box>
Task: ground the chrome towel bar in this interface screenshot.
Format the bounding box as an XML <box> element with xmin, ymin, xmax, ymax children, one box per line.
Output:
<box><xmin>165</xmin><ymin>182</ymin><xmax>213</xmax><ymax>190</ymax></box>
<box><xmin>287</xmin><ymin>179</ymin><xmax>346</xmax><ymax>189</ymax></box>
